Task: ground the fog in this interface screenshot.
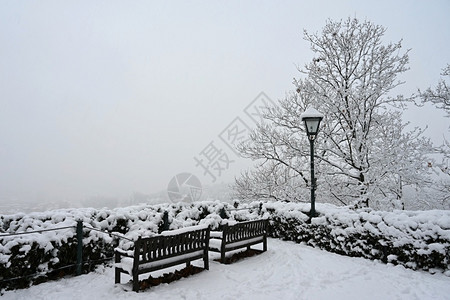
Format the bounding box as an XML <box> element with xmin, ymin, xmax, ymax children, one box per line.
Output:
<box><xmin>1</xmin><ymin>0</ymin><xmax>449</xmax><ymax>211</ymax></box>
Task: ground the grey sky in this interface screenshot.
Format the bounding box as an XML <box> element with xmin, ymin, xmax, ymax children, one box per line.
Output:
<box><xmin>1</xmin><ymin>0</ymin><xmax>449</xmax><ymax>207</ymax></box>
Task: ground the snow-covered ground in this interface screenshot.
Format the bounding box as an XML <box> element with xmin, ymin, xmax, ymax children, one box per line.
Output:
<box><xmin>2</xmin><ymin>238</ymin><xmax>449</xmax><ymax>300</ymax></box>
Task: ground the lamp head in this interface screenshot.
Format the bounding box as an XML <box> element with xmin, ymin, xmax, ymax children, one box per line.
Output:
<box><xmin>300</xmin><ymin>108</ymin><xmax>324</xmax><ymax>141</ymax></box>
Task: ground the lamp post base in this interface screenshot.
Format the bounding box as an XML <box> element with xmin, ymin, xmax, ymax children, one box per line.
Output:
<box><xmin>307</xmin><ymin>210</ymin><xmax>319</xmax><ymax>218</ymax></box>
<box><xmin>306</xmin><ymin>210</ymin><xmax>319</xmax><ymax>224</ymax></box>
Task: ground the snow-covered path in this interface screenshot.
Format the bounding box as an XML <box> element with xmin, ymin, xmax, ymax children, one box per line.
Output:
<box><xmin>3</xmin><ymin>238</ymin><xmax>449</xmax><ymax>300</ymax></box>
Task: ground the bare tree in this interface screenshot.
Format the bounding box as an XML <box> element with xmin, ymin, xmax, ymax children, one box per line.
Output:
<box><xmin>234</xmin><ymin>18</ymin><xmax>435</xmax><ymax>210</ymax></box>
<box><xmin>420</xmin><ymin>64</ymin><xmax>450</xmax><ymax>118</ymax></box>
<box><xmin>417</xmin><ymin>64</ymin><xmax>450</xmax><ymax>208</ymax></box>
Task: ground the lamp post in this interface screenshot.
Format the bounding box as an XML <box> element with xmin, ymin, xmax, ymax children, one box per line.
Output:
<box><xmin>300</xmin><ymin>107</ymin><xmax>324</xmax><ymax>218</ymax></box>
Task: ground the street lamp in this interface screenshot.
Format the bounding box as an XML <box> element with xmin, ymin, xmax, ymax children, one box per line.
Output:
<box><xmin>300</xmin><ymin>107</ymin><xmax>324</xmax><ymax>218</ymax></box>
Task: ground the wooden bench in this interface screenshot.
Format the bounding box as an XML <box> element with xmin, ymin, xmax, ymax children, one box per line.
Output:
<box><xmin>209</xmin><ymin>219</ymin><xmax>268</xmax><ymax>263</ymax></box>
<box><xmin>114</xmin><ymin>224</ymin><xmax>210</xmax><ymax>292</ymax></box>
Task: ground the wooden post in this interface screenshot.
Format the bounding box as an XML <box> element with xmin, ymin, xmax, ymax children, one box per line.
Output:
<box><xmin>115</xmin><ymin>251</ymin><xmax>121</xmax><ymax>284</ymax></box>
<box><xmin>263</xmin><ymin>220</ymin><xmax>268</xmax><ymax>252</ymax></box>
<box><xmin>76</xmin><ymin>220</ymin><xmax>83</xmax><ymax>276</ymax></box>
<box><xmin>204</xmin><ymin>228</ymin><xmax>210</xmax><ymax>270</ymax></box>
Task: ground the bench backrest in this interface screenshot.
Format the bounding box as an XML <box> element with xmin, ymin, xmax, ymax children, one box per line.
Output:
<box><xmin>134</xmin><ymin>227</ymin><xmax>210</xmax><ymax>263</ymax></box>
<box><xmin>223</xmin><ymin>219</ymin><xmax>268</xmax><ymax>244</ymax></box>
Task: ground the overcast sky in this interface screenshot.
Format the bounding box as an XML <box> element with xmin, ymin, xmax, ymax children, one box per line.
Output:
<box><xmin>1</xmin><ymin>0</ymin><xmax>449</xmax><ymax>208</ymax></box>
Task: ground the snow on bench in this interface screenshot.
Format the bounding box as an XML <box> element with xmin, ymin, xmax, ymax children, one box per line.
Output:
<box><xmin>209</xmin><ymin>219</ymin><xmax>268</xmax><ymax>263</ymax></box>
<box><xmin>114</xmin><ymin>224</ymin><xmax>210</xmax><ymax>292</ymax></box>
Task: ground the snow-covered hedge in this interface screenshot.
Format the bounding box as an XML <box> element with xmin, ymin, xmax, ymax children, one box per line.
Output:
<box><xmin>0</xmin><ymin>201</ymin><xmax>449</xmax><ymax>290</ymax></box>
<box><xmin>0</xmin><ymin>202</ymin><xmax>238</xmax><ymax>290</ymax></box>
<box><xmin>261</xmin><ymin>202</ymin><xmax>450</xmax><ymax>273</ymax></box>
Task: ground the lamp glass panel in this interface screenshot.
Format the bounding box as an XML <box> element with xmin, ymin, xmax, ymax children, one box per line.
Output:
<box><xmin>305</xmin><ymin>119</ymin><xmax>320</xmax><ymax>135</ymax></box>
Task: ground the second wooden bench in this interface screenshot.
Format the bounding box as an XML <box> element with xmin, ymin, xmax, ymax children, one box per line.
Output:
<box><xmin>209</xmin><ymin>219</ymin><xmax>268</xmax><ymax>263</ymax></box>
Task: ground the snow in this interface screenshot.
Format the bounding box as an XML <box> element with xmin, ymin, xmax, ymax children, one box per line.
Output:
<box><xmin>116</xmin><ymin>250</ymin><xmax>205</xmax><ymax>274</ymax></box>
<box><xmin>209</xmin><ymin>236</ymin><xmax>264</xmax><ymax>251</ymax></box>
<box><xmin>137</xmin><ymin>250</ymin><xmax>204</xmax><ymax>271</ymax></box>
<box><xmin>224</xmin><ymin>237</ymin><xmax>264</xmax><ymax>250</ymax></box>
<box><xmin>160</xmin><ymin>224</ymin><xmax>208</xmax><ymax>236</ymax></box>
<box><xmin>300</xmin><ymin>107</ymin><xmax>324</xmax><ymax>120</ymax></box>
<box><xmin>2</xmin><ymin>238</ymin><xmax>449</xmax><ymax>300</ymax></box>
<box><xmin>209</xmin><ymin>231</ymin><xmax>223</xmax><ymax>238</ymax></box>
<box><xmin>208</xmin><ymin>238</ymin><xmax>221</xmax><ymax>250</ymax></box>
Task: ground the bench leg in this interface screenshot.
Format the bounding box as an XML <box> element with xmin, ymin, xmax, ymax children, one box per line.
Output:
<box><xmin>186</xmin><ymin>260</ymin><xmax>191</xmax><ymax>268</ymax></box>
<box><xmin>221</xmin><ymin>250</ymin><xmax>226</xmax><ymax>263</ymax></box>
<box><xmin>132</xmin><ymin>273</ymin><xmax>140</xmax><ymax>292</ymax></box>
<box><xmin>263</xmin><ymin>235</ymin><xmax>267</xmax><ymax>252</ymax></box>
<box><xmin>115</xmin><ymin>252</ymin><xmax>121</xmax><ymax>284</ymax></box>
<box><xmin>204</xmin><ymin>253</ymin><xmax>209</xmax><ymax>270</ymax></box>
<box><xmin>115</xmin><ymin>268</ymin><xmax>121</xmax><ymax>284</ymax></box>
